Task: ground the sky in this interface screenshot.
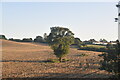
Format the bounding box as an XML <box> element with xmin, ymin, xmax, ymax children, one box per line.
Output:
<box><xmin>0</xmin><ymin>2</ymin><xmax>119</xmax><ymax>41</ymax></box>
<box><xmin>1</xmin><ymin>0</ymin><xmax>119</xmax><ymax>2</ymax></box>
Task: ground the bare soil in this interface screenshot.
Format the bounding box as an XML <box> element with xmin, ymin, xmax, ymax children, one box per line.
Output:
<box><xmin>1</xmin><ymin>39</ymin><xmax>113</xmax><ymax>78</ymax></box>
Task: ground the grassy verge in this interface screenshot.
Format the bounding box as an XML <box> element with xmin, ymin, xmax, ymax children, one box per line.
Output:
<box><xmin>79</xmin><ymin>44</ymin><xmax>107</xmax><ymax>52</ymax></box>
<box><xmin>86</xmin><ymin>44</ymin><xmax>106</xmax><ymax>48</ymax></box>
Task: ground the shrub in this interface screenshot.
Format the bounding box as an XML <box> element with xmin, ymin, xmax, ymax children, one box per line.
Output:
<box><xmin>99</xmin><ymin>40</ymin><xmax>120</xmax><ymax>78</ymax></box>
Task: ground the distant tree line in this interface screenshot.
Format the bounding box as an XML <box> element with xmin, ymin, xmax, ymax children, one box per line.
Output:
<box><xmin>0</xmin><ymin>34</ymin><xmax>44</xmax><ymax>43</ymax></box>
<box><xmin>1</xmin><ymin>34</ymin><xmax>80</xmax><ymax>45</ymax></box>
<box><xmin>9</xmin><ymin>38</ymin><xmax>33</xmax><ymax>42</ymax></box>
<box><xmin>8</xmin><ymin>33</ymin><xmax>48</xmax><ymax>43</ymax></box>
<box><xmin>0</xmin><ymin>34</ymin><xmax>118</xmax><ymax>46</ymax></box>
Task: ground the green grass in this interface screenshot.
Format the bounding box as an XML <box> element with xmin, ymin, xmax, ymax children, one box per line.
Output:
<box><xmin>86</xmin><ymin>44</ymin><xmax>106</xmax><ymax>48</ymax></box>
<box><xmin>79</xmin><ymin>44</ymin><xmax>107</xmax><ymax>52</ymax></box>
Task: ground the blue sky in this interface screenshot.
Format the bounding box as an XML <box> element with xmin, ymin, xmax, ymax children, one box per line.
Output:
<box><xmin>0</xmin><ymin>2</ymin><xmax>118</xmax><ymax>41</ymax></box>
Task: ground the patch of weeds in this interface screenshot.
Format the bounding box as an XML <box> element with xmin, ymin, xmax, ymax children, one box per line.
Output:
<box><xmin>46</xmin><ymin>58</ymin><xmax>71</xmax><ymax>63</ymax></box>
<box><xmin>47</xmin><ymin>59</ymin><xmax>60</xmax><ymax>63</ymax></box>
<box><xmin>62</xmin><ymin>59</ymin><xmax>71</xmax><ymax>62</ymax></box>
<box><xmin>78</xmin><ymin>53</ymin><xmax>88</xmax><ymax>57</ymax></box>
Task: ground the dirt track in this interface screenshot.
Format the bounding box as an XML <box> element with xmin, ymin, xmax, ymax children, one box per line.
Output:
<box><xmin>1</xmin><ymin>39</ymin><xmax>113</xmax><ymax>78</ymax></box>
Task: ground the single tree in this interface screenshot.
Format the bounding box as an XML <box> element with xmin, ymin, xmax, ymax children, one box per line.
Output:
<box><xmin>47</xmin><ymin>27</ymin><xmax>74</xmax><ymax>62</ymax></box>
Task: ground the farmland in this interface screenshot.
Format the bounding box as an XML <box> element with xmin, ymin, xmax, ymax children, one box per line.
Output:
<box><xmin>1</xmin><ymin>39</ymin><xmax>113</xmax><ymax>78</ymax></box>
<box><xmin>86</xmin><ymin>44</ymin><xmax>106</xmax><ymax>48</ymax></box>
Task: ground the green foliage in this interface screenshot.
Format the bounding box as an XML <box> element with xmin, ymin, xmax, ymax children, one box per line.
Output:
<box><xmin>99</xmin><ymin>40</ymin><xmax>120</xmax><ymax>78</ymax></box>
<box><xmin>47</xmin><ymin>27</ymin><xmax>74</xmax><ymax>62</ymax></box>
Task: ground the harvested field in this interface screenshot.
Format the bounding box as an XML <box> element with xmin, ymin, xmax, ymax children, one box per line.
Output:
<box><xmin>1</xmin><ymin>39</ymin><xmax>113</xmax><ymax>78</ymax></box>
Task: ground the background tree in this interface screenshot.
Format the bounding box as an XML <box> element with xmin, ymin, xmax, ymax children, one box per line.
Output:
<box><xmin>22</xmin><ymin>38</ymin><xmax>33</xmax><ymax>42</ymax></box>
<box><xmin>74</xmin><ymin>38</ymin><xmax>82</xmax><ymax>44</ymax></box>
<box><xmin>43</xmin><ymin>33</ymin><xmax>48</xmax><ymax>42</ymax></box>
<box><xmin>100</xmin><ymin>39</ymin><xmax>108</xmax><ymax>43</ymax></box>
<box><xmin>9</xmin><ymin>38</ymin><xmax>22</xmax><ymax>42</ymax></box>
<box><xmin>89</xmin><ymin>39</ymin><xmax>96</xmax><ymax>44</ymax></box>
<box><xmin>74</xmin><ymin>38</ymin><xmax>83</xmax><ymax>48</ymax></box>
<box><xmin>34</xmin><ymin>36</ymin><xmax>44</xmax><ymax>43</ymax></box>
<box><xmin>0</xmin><ymin>35</ymin><xmax>7</xmax><ymax>40</ymax></box>
<box><xmin>99</xmin><ymin>40</ymin><xmax>120</xmax><ymax>78</ymax></box>
<box><xmin>47</xmin><ymin>27</ymin><xmax>74</xmax><ymax>62</ymax></box>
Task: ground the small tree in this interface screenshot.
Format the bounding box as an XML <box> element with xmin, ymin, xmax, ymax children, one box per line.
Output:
<box><xmin>99</xmin><ymin>40</ymin><xmax>120</xmax><ymax>78</ymax></box>
<box><xmin>47</xmin><ymin>27</ymin><xmax>74</xmax><ymax>62</ymax></box>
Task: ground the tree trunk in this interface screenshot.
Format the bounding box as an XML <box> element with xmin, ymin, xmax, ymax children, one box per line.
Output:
<box><xmin>59</xmin><ymin>57</ymin><xmax>62</xmax><ymax>62</ymax></box>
